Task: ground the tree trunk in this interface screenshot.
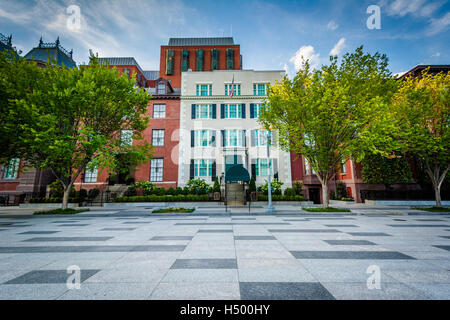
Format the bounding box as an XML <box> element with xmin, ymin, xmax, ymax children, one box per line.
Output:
<box><xmin>62</xmin><ymin>187</ymin><xmax>70</xmax><ymax>209</ymax></box>
<box><xmin>321</xmin><ymin>181</ymin><xmax>329</xmax><ymax>208</ymax></box>
<box><xmin>425</xmin><ymin>164</ymin><xmax>449</xmax><ymax>208</ymax></box>
<box><xmin>434</xmin><ymin>184</ymin><xmax>442</xmax><ymax>208</ymax></box>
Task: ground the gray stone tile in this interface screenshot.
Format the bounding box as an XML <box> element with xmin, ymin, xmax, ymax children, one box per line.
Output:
<box><xmin>23</xmin><ymin>237</ymin><xmax>113</xmax><ymax>242</ymax></box>
<box><xmin>383</xmin><ymin>270</ymin><xmax>450</xmax><ymax>284</ymax></box>
<box><xmin>0</xmin><ymin>245</ymin><xmax>185</xmax><ymax>253</ymax></box>
<box><xmin>322</xmin><ymin>282</ymin><xmax>430</xmax><ymax>300</ymax></box>
<box><xmin>324</xmin><ymin>225</ymin><xmax>359</xmax><ymax>227</ymax></box>
<box><xmin>57</xmin><ymin>224</ymin><xmax>89</xmax><ymax>227</ymax></box>
<box><xmin>171</xmin><ymin>259</ymin><xmax>237</xmax><ymax>269</ymax></box>
<box><xmin>197</xmin><ymin>229</ymin><xmax>233</xmax><ymax>233</ymax></box>
<box><xmin>101</xmin><ymin>228</ymin><xmax>136</xmax><ymax>231</ymax></box>
<box><xmin>0</xmin><ymin>284</ymin><xmax>69</xmax><ymax>299</ymax></box>
<box><xmin>239</xmin><ymin>282</ymin><xmax>334</xmax><ymax>300</ymax></box>
<box><xmin>150</xmin><ymin>282</ymin><xmax>240</xmax><ymax>300</ymax></box>
<box><xmin>151</xmin><ymin>236</ymin><xmax>193</xmax><ymax>241</ymax></box>
<box><xmin>324</xmin><ymin>240</ymin><xmax>376</xmax><ymax>246</ymax></box>
<box><xmin>19</xmin><ymin>231</ymin><xmax>60</xmax><ymax>235</ymax></box>
<box><xmin>406</xmin><ymin>283</ymin><xmax>450</xmax><ymax>299</ymax></box>
<box><xmin>58</xmin><ymin>282</ymin><xmax>157</xmax><ymax>300</ymax></box>
<box><xmin>348</xmin><ymin>232</ymin><xmax>392</xmax><ymax>236</ymax></box>
<box><xmin>387</xmin><ymin>224</ymin><xmax>450</xmax><ymax>228</ymax></box>
<box><xmin>268</xmin><ymin>229</ymin><xmax>342</xmax><ymax>233</ymax></box>
<box><xmin>440</xmin><ymin>236</ymin><xmax>450</xmax><ymax>239</ymax></box>
<box><xmin>291</xmin><ymin>251</ymin><xmax>415</xmax><ymax>260</ymax></box>
<box><xmin>162</xmin><ymin>269</ymin><xmax>239</xmax><ymax>282</ymax></box>
<box><xmin>234</xmin><ymin>236</ymin><xmax>276</xmax><ymax>240</ymax></box>
<box><xmin>4</xmin><ymin>269</ymin><xmax>100</xmax><ymax>284</ymax></box>
<box><xmin>434</xmin><ymin>245</ymin><xmax>450</xmax><ymax>251</ymax></box>
<box><xmin>122</xmin><ymin>221</ymin><xmax>151</xmax><ymax>224</ymax></box>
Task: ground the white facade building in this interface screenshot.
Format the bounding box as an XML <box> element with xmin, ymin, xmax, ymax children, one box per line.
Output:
<box><xmin>178</xmin><ymin>69</ymin><xmax>292</xmax><ymax>189</ymax></box>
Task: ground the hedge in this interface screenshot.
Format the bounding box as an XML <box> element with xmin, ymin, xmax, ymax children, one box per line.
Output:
<box><xmin>114</xmin><ymin>195</ymin><xmax>213</xmax><ymax>202</ymax></box>
<box><xmin>257</xmin><ymin>195</ymin><xmax>306</xmax><ymax>201</ymax></box>
<box><xmin>29</xmin><ymin>197</ymin><xmax>82</xmax><ymax>203</ymax></box>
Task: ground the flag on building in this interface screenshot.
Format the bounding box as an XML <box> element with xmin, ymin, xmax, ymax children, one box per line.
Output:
<box><xmin>230</xmin><ymin>75</ymin><xmax>234</xmax><ymax>99</ymax></box>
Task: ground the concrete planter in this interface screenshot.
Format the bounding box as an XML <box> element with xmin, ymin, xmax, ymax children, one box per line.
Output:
<box><xmin>330</xmin><ymin>200</ymin><xmax>355</xmax><ymax>205</ymax></box>
<box><xmin>19</xmin><ymin>203</ymin><xmax>79</xmax><ymax>209</ymax></box>
<box><xmin>103</xmin><ymin>200</ymin><xmax>314</xmax><ymax>208</ymax></box>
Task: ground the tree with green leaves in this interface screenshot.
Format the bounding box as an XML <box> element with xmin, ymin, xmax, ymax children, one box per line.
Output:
<box><xmin>259</xmin><ymin>47</ymin><xmax>398</xmax><ymax>207</ymax></box>
<box><xmin>0</xmin><ymin>50</ymin><xmax>44</xmax><ymax>161</ymax></box>
<box><xmin>17</xmin><ymin>56</ymin><xmax>152</xmax><ymax>208</ymax></box>
<box><xmin>390</xmin><ymin>70</ymin><xmax>449</xmax><ymax>207</ymax></box>
<box><xmin>361</xmin><ymin>152</ymin><xmax>413</xmax><ymax>186</ymax></box>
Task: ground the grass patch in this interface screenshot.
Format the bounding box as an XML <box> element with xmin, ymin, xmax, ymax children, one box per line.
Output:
<box><xmin>34</xmin><ymin>208</ymin><xmax>90</xmax><ymax>215</ymax></box>
<box><xmin>413</xmin><ymin>206</ymin><xmax>450</xmax><ymax>212</ymax></box>
<box><xmin>152</xmin><ymin>207</ymin><xmax>195</xmax><ymax>213</ymax></box>
<box><xmin>303</xmin><ymin>207</ymin><xmax>351</xmax><ymax>212</ymax></box>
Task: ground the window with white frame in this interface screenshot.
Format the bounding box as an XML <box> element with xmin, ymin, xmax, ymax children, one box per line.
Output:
<box><xmin>252</xmin><ymin>104</ymin><xmax>263</xmax><ymax>118</ymax></box>
<box><xmin>255</xmin><ymin>159</ymin><xmax>273</xmax><ymax>176</ymax></box>
<box><xmin>225</xmin><ymin>83</ymin><xmax>241</xmax><ymax>96</ymax></box>
<box><xmin>224</xmin><ymin>130</ymin><xmax>244</xmax><ymax>147</ymax></box>
<box><xmin>120</xmin><ymin>130</ymin><xmax>133</xmax><ymax>146</ymax></box>
<box><xmin>195</xmin><ymin>105</ymin><xmax>213</xmax><ymax>119</ymax></box>
<box><xmin>341</xmin><ymin>161</ymin><xmax>347</xmax><ymax>174</ymax></box>
<box><xmin>253</xmin><ymin>83</ymin><xmax>267</xmax><ymax>96</ymax></box>
<box><xmin>153</xmin><ymin>104</ymin><xmax>166</xmax><ymax>118</ymax></box>
<box><xmin>196</xmin><ymin>84</ymin><xmax>212</xmax><ymax>96</ymax></box>
<box><xmin>152</xmin><ymin>129</ymin><xmax>164</xmax><ymax>146</ymax></box>
<box><xmin>304</xmin><ymin>158</ymin><xmax>316</xmax><ymax>174</ymax></box>
<box><xmin>194</xmin><ymin>159</ymin><xmax>212</xmax><ymax>177</ymax></box>
<box><xmin>3</xmin><ymin>158</ymin><xmax>19</xmax><ymax>179</ymax></box>
<box><xmin>157</xmin><ymin>83</ymin><xmax>166</xmax><ymax>94</ymax></box>
<box><xmin>150</xmin><ymin>158</ymin><xmax>163</xmax><ymax>182</ymax></box>
<box><xmin>253</xmin><ymin>130</ymin><xmax>271</xmax><ymax>146</ymax></box>
<box><xmin>194</xmin><ymin>130</ymin><xmax>214</xmax><ymax>147</ymax></box>
<box><xmin>84</xmin><ymin>166</ymin><xmax>98</xmax><ymax>183</ymax></box>
<box><xmin>224</xmin><ymin>104</ymin><xmax>242</xmax><ymax>119</ymax></box>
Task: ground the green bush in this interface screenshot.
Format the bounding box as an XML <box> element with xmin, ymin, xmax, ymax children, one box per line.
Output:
<box><xmin>293</xmin><ymin>179</ymin><xmax>303</xmax><ymax>195</ymax></box>
<box><xmin>249</xmin><ymin>177</ymin><xmax>256</xmax><ymax>192</ymax></box>
<box><xmin>78</xmin><ymin>189</ymin><xmax>88</xmax><ymax>201</ymax></box>
<box><xmin>87</xmin><ymin>188</ymin><xmax>100</xmax><ymax>200</ymax></box>
<box><xmin>125</xmin><ymin>185</ymin><xmax>137</xmax><ymax>196</ymax></box>
<box><xmin>303</xmin><ymin>207</ymin><xmax>351</xmax><ymax>212</ymax></box>
<box><xmin>185</xmin><ymin>179</ymin><xmax>211</xmax><ymax>195</ymax></box>
<box><xmin>260</xmin><ymin>179</ymin><xmax>283</xmax><ymax>195</ymax></box>
<box><xmin>284</xmin><ymin>187</ymin><xmax>295</xmax><ymax>196</ymax></box>
<box><xmin>152</xmin><ymin>207</ymin><xmax>195</xmax><ymax>213</ymax></box>
<box><xmin>114</xmin><ymin>194</ymin><xmax>211</xmax><ymax>202</ymax></box>
<box><xmin>174</xmin><ymin>187</ymin><xmax>183</xmax><ymax>195</ymax></box>
<box><xmin>34</xmin><ymin>208</ymin><xmax>90</xmax><ymax>215</ymax></box>
<box><xmin>166</xmin><ymin>187</ymin><xmax>175</xmax><ymax>195</ymax></box>
<box><xmin>134</xmin><ymin>181</ymin><xmax>156</xmax><ymax>195</ymax></box>
<box><xmin>257</xmin><ymin>194</ymin><xmax>306</xmax><ymax>201</ymax></box>
<box><xmin>213</xmin><ymin>177</ymin><xmax>220</xmax><ymax>193</ymax></box>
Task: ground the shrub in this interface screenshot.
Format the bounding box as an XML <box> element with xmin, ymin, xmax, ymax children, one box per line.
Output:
<box><xmin>213</xmin><ymin>177</ymin><xmax>220</xmax><ymax>193</ymax></box>
<box><xmin>336</xmin><ymin>181</ymin><xmax>348</xmax><ymax>199</ymax></box>
<box><xmin>34</xmin><ymin>208</ymin><xmax>90</xmax><ymax>215</ymax></box>
<box><xmin>78</xmin><ymin>189</ymin><xmax>88</xmax><ymax>201</ymax></box>
<box><xmin>134</xmin><ymin>181</ymin><xmax>156</xmax><ymax>195</ymax></box>
<box><xmin>174</xmin><ymin>187</ymin><xmax>183</xmax><ymax>195</ymax></box>
<box><xmin>166</xmin><ymin>187</ymin><xmax>175</xmax><ymax>195</ymax></box>
<box><xmin>249</xmin><ymin>177</ymin><xmax>256</xmax><ymax>192</ymax></box>
<box><xmin>48</xmin><ymin>180</ymin><xmax>64</xmax><ymax>198</ymax></box>
<box><xmin>257</xmin><ymin>194</ymin><xmax>306</xmax><ymax>201</ymax></box>
<box><xmin>88</xmin><ymin>188</ymin><xmax>100</xmax><ymax>200</ymax></box>
<box><xmin>125</xmin><ymin>185</ymin><xmax>137</xmax><ymax>196</ymax></box>
<box><xmin>114</xmin><ymin>194</ymin><xmax>211</xmax><ymax>202</ymax></box>
<box><xmin>284</xmin><ymin>187</ymin><xmax>295</xmax><ymax>196</ymax></box>
<box><xmin>152</xmin><ymin>207</ymin><xmax>195</xmax><ymax>213</ymax></box>
<box><xmin>293</xmin><ymin>179</ymin><xmax>303</xmax><ymax>195</ymax></box>
<box><xmin>185</xmin><ymin>179</ymin><xmax>211</xmax><ymax>195</ymax></box>
<box><xmin>260</xmin><ymin>179</ymin><xmax>283</xmax><ymax>195</ymax></box>
<box><xmin>303</xmin><ymin>207</ymin><xmax>351</xmax><ymax>212</ymax></box>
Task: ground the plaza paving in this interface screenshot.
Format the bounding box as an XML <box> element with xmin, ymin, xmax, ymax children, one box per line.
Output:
<box><xmin>0</xmin><ymin>206</ymin><xmax>449</xmax><ymax>300</ymax></box>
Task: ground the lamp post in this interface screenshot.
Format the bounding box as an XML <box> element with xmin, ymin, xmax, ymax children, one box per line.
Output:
<box><xmin>266</xmin><ymin>130</ymin><xmax>274</xmax><ymax>213</ymax></box>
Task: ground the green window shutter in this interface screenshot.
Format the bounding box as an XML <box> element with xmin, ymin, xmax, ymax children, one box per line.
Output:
<box><xmin>211</xmin><ymin>49</ymin><xmax>219</xmax><ymax>70</ymax></box>
<box><xmin>226</xmin><ymin>48</ymin><xmax>234</xmax><ymax>69</ymax></box>
<box><xmin>166</xmin><ymin>49</ymin><xmax>174</xmax><ymax>75</ymax></box>
<box><xmin>181</xmin><ymin>49</ymin><xmax>189</xmax><ymax>72</ymax></box>
<box><xmin>196</xmin><ymin>49</ymin><xmax>204</xmax><ymax>71</ymax></box>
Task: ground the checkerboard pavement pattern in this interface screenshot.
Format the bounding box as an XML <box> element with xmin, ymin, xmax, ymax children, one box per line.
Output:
<box><xmin>0</xmin><ymin>209</ymin><xmax>449</xmax><ymax>300</ymax></box>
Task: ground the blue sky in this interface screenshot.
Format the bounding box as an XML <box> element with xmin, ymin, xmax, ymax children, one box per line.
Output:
<box><xmin>0</xmin><ymin>0</ymin><xmax>448</xmax><ymax>76</ymax></box>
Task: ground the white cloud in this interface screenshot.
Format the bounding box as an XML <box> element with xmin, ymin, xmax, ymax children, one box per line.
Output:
<box><xmin>327</xmin><ymin>20</ymin><xmax>339</xmax><ymax>30</ymax></box>
<box><xmin>329</xmin><ymin>37</ymin><xmax>346</xmax><ymax>56</ymax></box>
<box><xmin>289</xmin><ymin>45</ymin><xmax>321</xmax><ymax>71</ymax></box>
<box><xmin>427</xmin><ymin>12</ymin><xmax>450</xmax><ymax>35</ymax></box>
<box><xmin>381</xmin><ymin>0</ymin><xmax>444</xmax><ymax>18</ymax></box>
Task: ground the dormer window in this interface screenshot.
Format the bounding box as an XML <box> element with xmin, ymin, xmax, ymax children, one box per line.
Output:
<box><xmin>157</xmin><ymin>83</ymin><xmax>166</xmax><ymax>94</ymax></box>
